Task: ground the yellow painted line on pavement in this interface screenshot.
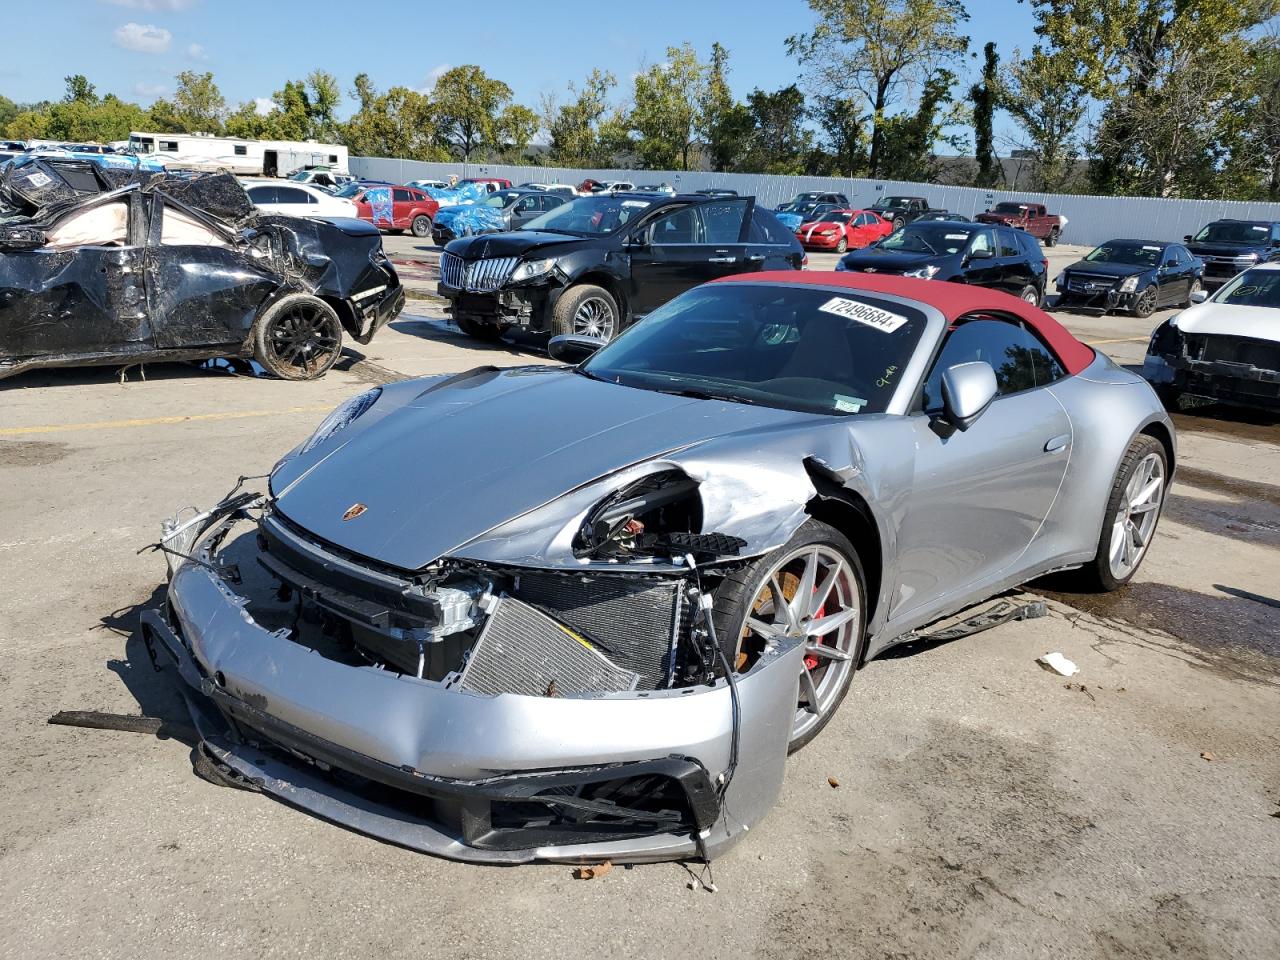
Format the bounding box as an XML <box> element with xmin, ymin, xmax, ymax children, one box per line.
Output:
<box><xmin>1084</xmin><ymin>336</ymin><xmax>1150</xmax><ymax>345</ymax></box>
<box><xmin>0</xmin><ymin>404</ymin><xmax>332</xmax><ymax>438</ymax></box>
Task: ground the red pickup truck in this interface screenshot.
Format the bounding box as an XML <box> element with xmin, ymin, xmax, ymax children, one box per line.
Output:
<box><xmin>975</xmin><ymin>202</ymin><xmax>1067</xmax><ymax>246</ymax></box>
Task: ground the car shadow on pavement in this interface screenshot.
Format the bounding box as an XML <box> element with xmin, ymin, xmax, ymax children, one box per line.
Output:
<box><xmin>388</xmin><ymin>315</ymin><xmax>550</xmax><ymax>359</ymax></box>
<box><xmin>0</xmin><ymin>359</ymin><xmax>236</xmax><ymax>391</ymax></box>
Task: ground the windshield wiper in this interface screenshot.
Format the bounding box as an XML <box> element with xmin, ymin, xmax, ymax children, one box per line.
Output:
<box><xmin>658</xmin><ymin>386</ymin><xmax>762</xmax><ymax>406</ymax></box>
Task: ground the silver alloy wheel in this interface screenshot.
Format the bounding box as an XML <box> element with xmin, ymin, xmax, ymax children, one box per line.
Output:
<box><xmin>573</xmin><ymin>296</ymin><xmax>616</xmax><ymax>338</ymax></box>
<box><xmin>1022</xmin><ymin>288</ymin><xmax>1040</xmax><ymax>303</ymax></box>
<box><xmin>738</xmin><ymin>544</ymin><xmax>861</xmax><ymax>744</ymax></box>
<box><xmin>1108</xmin><ymin>452</ymin><xmax>1165</xmax><ymax>580</ymax></box>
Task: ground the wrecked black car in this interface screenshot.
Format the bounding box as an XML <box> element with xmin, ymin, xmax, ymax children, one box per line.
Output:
<box><xmin>0</xmin><ymin>156</ymin><xmax>404</xmax><ymax>382</ymax></box>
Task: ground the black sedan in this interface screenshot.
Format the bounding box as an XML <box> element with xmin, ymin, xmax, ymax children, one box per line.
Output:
<box><xmin>836</xmin><ymin>220</ymin><xmax>1049</xmax><ymax>305</ymax></box>
<box><xmin>437</xmin><ymin>193</ymin><xmax>803</xmax><ymax>341</ymax></box>
<box><xmin>0</xmin><ymin>157</ymin><xmax>403</xmax><ymax>382</ymax></box>
<box><xmin>1055</xmin><ymin>240</ymin><xmax>1204</xmax><ymax>317</ymax></box>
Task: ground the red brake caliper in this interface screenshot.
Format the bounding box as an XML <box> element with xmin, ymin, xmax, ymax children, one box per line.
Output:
<box><xmin>804</xmin><ymin>593</ymin><xmax>826</xmax><ymax>670</ymax></box>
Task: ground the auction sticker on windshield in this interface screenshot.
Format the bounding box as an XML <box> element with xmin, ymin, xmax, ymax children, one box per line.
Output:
<box><xmin>818</xmin><ymin>296</ymin><xmax>909</xmax><ymax>333</ymax></box>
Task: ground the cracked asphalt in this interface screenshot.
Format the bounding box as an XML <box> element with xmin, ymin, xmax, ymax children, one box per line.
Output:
<box><xmin>1</xmin><ymin>243</ymin><xmax>1277</xmax><ymax>959</ymax></box>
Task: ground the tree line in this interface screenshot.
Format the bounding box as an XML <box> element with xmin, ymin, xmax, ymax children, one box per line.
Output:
<box><xmin>3</xmin><ymin>0</ymin><xmax>1279</xmax><ymax>201</ymax></box>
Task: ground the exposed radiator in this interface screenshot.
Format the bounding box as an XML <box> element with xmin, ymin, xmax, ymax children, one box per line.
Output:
<box><xmin>512</xmin><ymin>573</ymin><xmax>685</xmax><ymax>689</ymax></box>
<box><xmin>458</xmin><ymin>595</ymin><xmax>640</xmax><ymax>697</ymax></box>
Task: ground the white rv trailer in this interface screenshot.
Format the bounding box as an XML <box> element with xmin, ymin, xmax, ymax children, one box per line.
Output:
<box><xmin>126</xmin><ymin>132</ymin><xmax>348</xmax><ymax>177</ymax></box>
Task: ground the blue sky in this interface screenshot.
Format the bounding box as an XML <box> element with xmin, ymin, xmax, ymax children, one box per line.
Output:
<box><xmin>4</xmin><ymin>0</ymin><xmax>1040</xmax><ymax>146</ymax></box>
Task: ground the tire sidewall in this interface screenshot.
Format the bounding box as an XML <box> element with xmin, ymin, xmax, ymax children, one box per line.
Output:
<box><xmin>552</xmin><ymin>284</ymin><xmax>619</xmax><ymax>339</ymax></box>
<box><xmin>714</xmin><ymin>518</ymin><xmax>869</xmax><ymax>754</ymax></box>
<box><xmin>1133</xmin><ymin>287</ymin><xmax>1157</xmax><ymax>318</ymax></box>
<box><xmin>251</xmin><ymin>293</ymin><xmax>343</xmax><ymax>381</ymax></box>
<box><xmin>412</xmin><ymin>215</ymin><xmax>432</xmax><ymax>237</ymax></box>
<box><xmin>1088</xmin><ymin>434</ymin><xmax>1168</xmax><ymax>591</ymax></box>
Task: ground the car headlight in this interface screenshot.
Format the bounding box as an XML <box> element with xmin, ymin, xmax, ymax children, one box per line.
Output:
<box><xmin>299</xmin><ymin>387</ymin><xmax>381</xmax><ymax>454</ymax></box>
<box><xmin>1235</xmin><ymin>252</ymin><xmax>1259</xmax><ymax>263</ymax></box>
<box><xmin>1054</xmin><ymin>272</ymin><xmax>1065</xmax><ymax>288</ymax></box>
<box><xmin>904</xmin><ymin>265</ymin><xmax>940</xmax><ymax>280</ymax></box>
<box><xmin>1119</xmin><ymin>275</ymin><xmax>1140</xmax><ymax>293</ymax></box>
<box><xmin>509</xmin><ymin>258</ymin><xmax>556</xmax><ymax>283</ymax></box>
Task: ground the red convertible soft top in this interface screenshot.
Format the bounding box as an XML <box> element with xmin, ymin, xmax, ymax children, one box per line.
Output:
<box><xmin>715</xmin><ymin>270</ymin><xmax>1096</xmax><ymax>376</ymax></box>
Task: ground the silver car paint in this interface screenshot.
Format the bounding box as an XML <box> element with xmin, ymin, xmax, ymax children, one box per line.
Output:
<box><xmin>157</xmin><ymin>286</ymin><xmax>1174</xmax><ymax>861</ymax></box>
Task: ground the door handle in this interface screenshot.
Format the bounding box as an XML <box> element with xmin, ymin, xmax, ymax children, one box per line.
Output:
<box><xmin>1044</xmin><ymin>434</ymin><xmax>1070</xmax><ymax>453</ymax></box>
<box><xmin>708</xmin><ymin>256</ymin><xmax>737</xmax><ymax>263</ymax></box>
<box><xmin>746</xmin><ymin>254</ymin><xmax>766</xmax><ymax>262</ymax></box>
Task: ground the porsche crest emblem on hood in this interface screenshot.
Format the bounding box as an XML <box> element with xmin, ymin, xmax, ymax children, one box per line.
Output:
<box><xmin>341</xmin><ymin>503</ymin><xmax>368</xmax><ymax>522</ymax></box>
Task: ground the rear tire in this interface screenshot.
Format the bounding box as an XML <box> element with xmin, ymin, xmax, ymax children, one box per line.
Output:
<box><xmin>713</xmin><ymin>519</ymin><xmax>868</xmax><ymax>754</ymax></box>
<box><xmin>1018</xmin><ymin>284</ymin><xmax>1041</xmax><ymax>307</ymax></box>
<box><xmin>552</xmin><ymin>284</ymin><xmax>619</xmax><ymax>340</ymax></box>
<box><xmin>456</xmin><ymin>317</ymin><xmax>508</xmax><ymax>341</ymax></box>
<box><xmin>252</xmin><ymin>293</ymin><xmax>343</xmax><ymax>381</ymax></box>
<box><xmin>411</xmin><ymin>215</ymin><xmax>432</xmax><ymax>238</ymax></box>
<box><xmin>1046</xmin><ymin>227</ymin><xmax>1060</xmax><ymax>247</ymax></box>
<box><xmin>1067</xmin><ymin>434</ymin><xmax>1168</xmax><ymax>592</ymax></box>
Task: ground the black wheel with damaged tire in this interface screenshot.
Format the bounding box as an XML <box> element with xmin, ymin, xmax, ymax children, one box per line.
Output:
<box><xmin>411</xmin><ymin>215</ymin><xmax>433</xmax><ymax>238</ymax></box>
<box><xmin>456</xmin><ymin>317</ymin><xmax>508</xmax><ymax>342</ymax></box>
<box><xmin>552</xmin><ymin>284</ymin><xmax>619</xmax><ymax>340</ymax></box>
<box><xmin>252</xmin><ymin>293</ymin><xmax>343</xmax><ymax>381</ymax></box>
<box><xmin>1070</xmin><ymin>434</ymin><xmax>1168</xmax><ymax>592</ymax></box>
<box><xmin>713</xmin><ymin>519</ymin><xmax>867</xmax><ymax>753</ymax></box>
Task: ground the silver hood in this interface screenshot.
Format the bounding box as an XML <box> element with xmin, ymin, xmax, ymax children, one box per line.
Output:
<box><xmin>270</xmin><ymin>366</ymin><xmax>821</xmax><ymax>571</ymax></box>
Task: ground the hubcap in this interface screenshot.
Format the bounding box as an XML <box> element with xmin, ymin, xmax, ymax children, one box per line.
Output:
<box><xmin>1022</xmin><ymin>288</ymin><xmax>1039</xmax><ymax>303</ymax></box>
<box><xmin>1108</xmin><ymin>452</ymin><xmax>1164</xmax><ymax>579</ymax></box>
<box><xmin>738</xmin><ymin>545</ymin><xmax>861</xmax><ymax>743</ymax></box>
<box><xmin>573</xmin><ymin>296</ymin><xmax>615</xmax><ymax>339</ymax></box>
<box><xmin>266</xmin><ymin>304</ymin><xmax>340</xmax><ymax>376</ymax></box>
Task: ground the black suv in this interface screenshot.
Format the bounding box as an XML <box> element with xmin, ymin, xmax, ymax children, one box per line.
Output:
<box><xmin>437</xmin><ymin>193</ymin><xmax>803</xmax><ymax>341</ymax></box>
<box><xmin>836</xmin><ymin>220</ymin><xmax>1049</xmax><ymax>305</ymax></box>
<box><xmin>778</xmin><ymin>191</ymin><xmax>849</xmax><ymax>209</ymax></box>
<box><xmin>1184</xmin><ymin>219</ymin><xmax>1280</xmax><ymax>288</ymax></box>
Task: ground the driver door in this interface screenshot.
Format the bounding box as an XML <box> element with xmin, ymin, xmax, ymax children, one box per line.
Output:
<box><xmin>889</xmin><ymin>316</ymin><xmax>1072</xmax><ymax>625</ymax></box>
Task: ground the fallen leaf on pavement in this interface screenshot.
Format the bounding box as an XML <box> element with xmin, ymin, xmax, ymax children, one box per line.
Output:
<box><xmin>828</xmin><ymin>777</ymin><xmax>840</xmax><ymax>788</ymax></box>
<box><xmin>573</xmin><ymin>861</ymin><xmax>613</xmax><ymax>880</ymax></box>
<box><xmin>1200</xmin><ymin>751</ymin><xmax>1216</xmax><ymax>762</ymax></box>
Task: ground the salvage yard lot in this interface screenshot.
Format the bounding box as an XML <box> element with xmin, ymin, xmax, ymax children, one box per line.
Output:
<box><xmin>1</xmin><ymin>246</ymin><xmax>1278</xmax><ymax>959</ymax></box>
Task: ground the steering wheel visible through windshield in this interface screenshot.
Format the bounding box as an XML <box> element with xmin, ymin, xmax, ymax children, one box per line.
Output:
<box><xmin>580</xmin><ymin>284</ymin><xmax>927</xmax><ymax>416</ymax></box>
<box><xmin>522</xmin><ymin>195</ymin><xmax>655</xmax><ymax>235</ymax></box>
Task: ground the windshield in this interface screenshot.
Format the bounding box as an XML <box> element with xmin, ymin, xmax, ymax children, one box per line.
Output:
<box><xmin>879</xmin><ymin>224</ymin><xmax>973</xmax><ymax>255</ymax></box>
<box><xmin>874</xmin><ymin>196</ymin><xmax>914</xmax><ymax>209</ymax></box>
<box><xmin>335</xmin><ymin>182</ymin><xmax>368</xmax><ymax>198</ymax></box>
<box><xmin>1212</xmin><ymin>268</ymin><xmax>1280</xmax><ymax>307</ymax></box>
<box><xmin>522</xmin><ymin>194</ymin><xmax>654</xmax><ymax>235</ymax></box>
<box><xmin>483</xmin><ymin>190</ymin><xmax>522</xmax><ymax>207</ymax></box>
<box><xmin>992</xmin><ymin>202</ymin><xmax>1027</xmax><ymax>214</ymax></box>
<box><xmin>580</xmin><ymin>284</ymin><xmax>925</xmax><ymax>416</ymax></box>
<box><xmin>1193</xmin><ymin>221</ymin><xmax>1273</xmax><ymax>245</ymax></box>
<box><xmin>814</xmin><ymin>212</ymin><xmax>852</xmax><ymax>224</ymax></box>
<box><xmin>1084</xmin><ymin>242</ymin><xmax>1163</xmax><ymax>267</ymax></box>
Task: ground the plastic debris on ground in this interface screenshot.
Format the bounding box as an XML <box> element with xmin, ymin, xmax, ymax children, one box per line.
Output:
<box><xmin>1037</xmin><ymin>651</ymin><xmax>1080</xmax><ymax>676</ymax></box>
<box><xmin>573</xmin><ymin>861</ymin><xmax>613</xmax><ymax>880</ymax></box>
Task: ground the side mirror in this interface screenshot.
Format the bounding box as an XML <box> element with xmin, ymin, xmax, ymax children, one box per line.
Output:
<box><xmin>624</xmin><ymin>232</ymin><xmax>649</xmax><ymax>250</ymax></box>
<box><xmin>967</xmin><ymin>247</ymin><xmax>994</xmax><ymax>260</ymax></box>
<box><xmin>1190</xmin><ymin>289</ymin><xmax>1208</xmax><ymax>304</ymax></box>
<box><xmin>939</xmin><ymin>361</ymin><xmax>998</xmax><ymax>432</ymax></box>
<box><xmin>548</xmin><ymin>334</ymin><xmax>605</xmax><ymax>364</ymax></box>
<box><xmin>1183</xmin><ymin>234</ymin><xmax>1193</xmax><ymax>242</ymax></box>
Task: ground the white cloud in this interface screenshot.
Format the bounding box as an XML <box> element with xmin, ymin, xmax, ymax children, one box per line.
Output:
<box><xmin>187</xmin><ymin>42</ymin><xmax>207</xmax><ymax>60</ymax></box>
<box><xmin>103</xmin><ymin>0</ymin><xmax>198</xmax><ymax>10</ymax></box>
<box><xmin>253</xmin><ymin>97</ymin><xmax>275</xmax><ymax>116</ymax></box>
<box><xmin>416</xmin><ymin>63</ymin><xmax>451</xmax><ymax>93</ymax></box>
<box><xmin>113</xmin><ymin>22</ymin><xmax>172</xmax><ymax>53</ymax></box>
<box><xmin>133</xmin><ymin>81</ymin><xmax>169</xmax><ymax>98</ymax></box>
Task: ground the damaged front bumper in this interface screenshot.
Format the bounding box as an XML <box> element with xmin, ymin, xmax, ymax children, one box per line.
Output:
<box><xmin>144</xmin><ymin>499</ymin><xmax>802</xmax><ymax>864</ymax></box>
<box><xmin>436</xmin><ymin>280</ymin><xmax>557</xmax><ymax>332</ymax></box>
<box><xmin>1144</xmin><ymin>351</ymin><xmax>1280</xmax><ymax>410</ymax></box>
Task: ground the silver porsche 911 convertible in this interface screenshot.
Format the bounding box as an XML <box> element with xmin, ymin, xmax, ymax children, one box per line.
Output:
<box><xmin>144</xmin><ymin>272</ymin><xmax>1174</xmax><ymax>864</ymax></box>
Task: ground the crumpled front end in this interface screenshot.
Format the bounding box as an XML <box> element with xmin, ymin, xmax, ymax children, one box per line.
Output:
<box><xmin>145</xmin><ymin>496</ymin><xmax>803</xmax><ymax>864</ymax></box>
<box><xmin>1144</xmin><ymin>321</ymin><xmax>1280</xmax><ymax>410</ymax></box>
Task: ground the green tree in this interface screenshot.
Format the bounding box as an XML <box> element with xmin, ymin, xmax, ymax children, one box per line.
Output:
<box><xmin>1225</xmin><ymin>38</ymin><xmax>1280</xmax><ymax>199</ymax></box>
<box><xmin>431</xmin><ymin>65</ymin><xmax>513</xmax><ymax>159</ymax></box>
<box><xmin>1002</xmin><ymin>49</ymin><xmax>1089</xmax><ymax>192</ymax></box>
<box><xmin>630</xmin><ymin>43</ymin><xmax>708</xmax><ymax>170</ymax></box>
<box><xmin>736</xmin><ymin>85</ymin><xmax>815</xmax><ymax>175</ymax></box>
<box><xmin>5</xmin><ymin>110</ymin><xmax>50</xmax><ymax>141</ymax></box>
<box><xmin>495</xmin><ymin>103</ymin><xmax>538</xmax><ymax>160</ymax></box>
<box><xmin>306</xmin><ymin>70</ymin><xmax>341</xmax><ymax>141</ymax></box>
<box><xmin>787</xmin><ymin>0</ymin><xmax>970</xmax><ymax>176</ymax></box>
<box><xmin>172</xmin><ymin>70</ymin><xmax>226</xmax><ymax>133</ymax></box>
<box><xmin>341</xmin><ymin>76</ymin><xmax>445</xmax><ymax>161</ymax></box>
<box><xmin>969</xmin><ymin>41</ymin><xmax>1000</xmax><ymax>187</ymax></box>
<box><xmin>700</xmin><ymin>42</ymin><xmax>750</xmax><ymax>171</ymax></box>
<box><xmin>0</xmin><ymin>95</ymin><xmax>19</xmax><ymax>132</ymax></box>
<box><xmin>810</xmin><ymin>96</ymin><xmax>866</xmax><ymax>176</ymax></box>
<box><xmin>545</xmin><ymin>69</ymin><xmax>620</xmax><ymax>165</ymax></box>
<box><xmin>875</xmin><ymin>68</ymin><xmax>961</xmax><ymax>182</ymax></box>
<box><xmin>63</xmin><ymin>75</ymin><xmax>97</xmax><ymax>104</ymax></box>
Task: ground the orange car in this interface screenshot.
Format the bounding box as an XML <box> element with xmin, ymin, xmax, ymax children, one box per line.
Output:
<box><xmin>795</xmin><ymin>209</ymin><xmax>894</xmax><ymax>253</ymax></box>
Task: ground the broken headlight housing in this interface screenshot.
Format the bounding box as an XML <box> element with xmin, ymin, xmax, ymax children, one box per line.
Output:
<box><xmin>299</xmin><ymin>387</ymin><xmax>381</xmax><ymax>454</ymax></box>
<box><xmin>574</xmin><ymin>470</ymin><xmax>704</xmax><ymax>559</ymax></box>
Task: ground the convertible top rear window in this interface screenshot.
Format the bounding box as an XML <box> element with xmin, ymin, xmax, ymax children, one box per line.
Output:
<box><xmin>581</xmin><ymin>284</ymin><xmax>926</xmax><ymax>416</ymax></box>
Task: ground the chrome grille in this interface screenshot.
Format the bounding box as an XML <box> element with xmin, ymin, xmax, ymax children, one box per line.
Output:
<box><xmin>1066</xmin><ymin>272</ymin><xmax>1118</xmax><ymax>294</ymax></box>
<box><xmin>439</xmin><ymin>253</ymin><xmax>518</xmax><ymax>292</ymax></box>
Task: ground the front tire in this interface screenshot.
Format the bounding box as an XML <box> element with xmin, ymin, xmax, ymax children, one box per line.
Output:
<box><xmin>713</xmin><ymin>520</ymin><xmax>867</xmax><ymax>753</ymax></box>
<box><xmin>252</xmin><ymin>293</ymin><xmax>343</xmax><ymax>381</ymax></box>
<box><xmin>1046</xmin><ymin>227</ymin><xmax>1060</xmax><ymax>247</ymax></box>
<box><xmin>552</xmin><ymin>284</ymin><xmax>619</xmax><ymax>340</ymax></box>
<box><xmin>1132</xmin><ymin>287</ymin><xmax>1158</xmax><ymax>319</ymax></box>
<box><xmin>411</xmin><ymin>215</ymin><xmax>433</xmax><ymax>238</ymax></box>
<box><xmin>1071</xmin><ymin>435</ymin><xmax>1168</xmax><ymax>592</ymax></box>
<box><xmin>836</xmin><ymin>237</ymin><xmax>848</xmax><ymax>253</ymax></box>
<box><xmin>1182</xmin><ymin>279</ymin><xmax>1202</xmax><ymax>308</ymax></box>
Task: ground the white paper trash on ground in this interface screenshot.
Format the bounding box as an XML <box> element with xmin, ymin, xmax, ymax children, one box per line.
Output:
<box><xmin>1037</xmin><ymin>652</ymin><xmax>1080</xmax><ymax>677</ymax></box>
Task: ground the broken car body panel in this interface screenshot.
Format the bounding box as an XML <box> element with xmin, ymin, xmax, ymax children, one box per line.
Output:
<box><xmin>0</xmin><ymin>159</ymin><xmax>403</xmax><ymax>379</ymax></box>
<box><xmin>150</xmin><ymin>273</ymin><xmax>1174</xmax><ymax>862</ymax></box>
